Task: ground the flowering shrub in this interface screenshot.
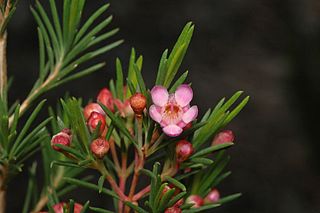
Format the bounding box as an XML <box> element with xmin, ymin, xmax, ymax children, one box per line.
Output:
<box><xmin>0</xmin><ymin>0</ymin><xmax>249</xmax><ymax>213</ymax></box>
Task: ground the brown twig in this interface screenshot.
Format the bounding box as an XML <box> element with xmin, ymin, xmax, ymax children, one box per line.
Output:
<box><xmin>0</xmin><ymin>165</ymin><xmax>8</xmax><ymax>213</ymax></box>
<box><xmin>30</xmin><ymin>167</ymin><xmax>65</xmax><ymax>213</ymax></box>
<box><xmin>8</xmin><ymin>63</ymin><xmax>61</xmax><ymax>126</ymax></box>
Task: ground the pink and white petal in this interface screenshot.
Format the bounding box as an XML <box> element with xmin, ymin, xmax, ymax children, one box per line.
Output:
<box><xmin>182</xmin><ymin>105</ymin><xmax>190</xmax><ymax>112</ymax></box>
<box><xmin>177</xmin><ymin>121</ymin><xmax>187</xmax><ymax>128</ymax></box>
<box><xmin>151</xmin><ymin>86</ymin><xmax>169</xmax><ymax>107</ymax></box>
<box><xmin>182</xmin><ymin>105</ymin><xmax>198</xmax><ymax>124</ymax></box>
<box><xmin>160</xmin><ymin>120</ymin><xmax>168</xmax><ymax>128</ymax></box>
<box><xmin>162</xmin><ymin>124</ymin><xmax>183</xmax><ymax>137</ymax></box>
<box><xmin>149</xmin><ymin>105</ymin><xmax>162</xmax><ymax>123</ymax></box>
<box><xmin>175</xmin><ymin>84</ymin><xmax>193</xmax><ymax>107</ymax></box>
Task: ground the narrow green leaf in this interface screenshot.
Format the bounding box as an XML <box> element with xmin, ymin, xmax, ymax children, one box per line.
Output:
<box><xmin>64</xmin><ymin>177</ymin><xmax>120</xmax><ymax>200</ymax></box>
<box><xmin>124</xmin><ymin>202</ymin><xmax>148</xmax><ymax>213</ymax></box>
<box><xmin>169</xmin><ymin>70</ymin><xmax>189</xmax><ymax>93</ymax></box>
<box><xmin>190</xmin><ymin>157</ymin><xmax>214</xmax><ymax>165</ymax></box>
<box><xmin>98</xmin><ymin>175</ymin><xmax>105</xmax><ymax>193</ymax></box>
<box><xmin>89</xmin><ymin>207</ymin><xmax>113</xmax><ymax>213</ymax></box>
<box><xmin>164</xmin><ymin>176</ymin><xmax>186</xmax><ymax>191</ymax></box>
<box><xmin>116</xmin><ymin>58</ymin><xmax>124</xmax><ymax>100</ymax></box>
<box><xmin>10</xmin><ymin>100</ymin><xmax>46</xmax><ymax>156</ymax></box>
<box><xmin>75</xmin><ymin>3</ymin><xmax>110</xmax><ymax>43</ymax></box>
<box><xmin>133</xmin><ymin>63</ymin><xmax>147</xmax><ymax>96</ymax></box>
<box><xmin>80</xmin><ymin>201</ymin><xmax>90</xmax><ymax>213</ymax></box>
<box><xmin>190</xmin><ymin>143</ymin><xmax>234</xmax><ymax>159</ymax></box>
<box><xmin>99</xmin><ymin>103</ymin><xmax>138</xmax><ymax>148</ymax></box>
<box><xmin>217</xmin><ymin>193</ymin><xmax>242</xmax><ymax>204</ymax></box>
<box><xmin>155</xmin><ymin>49</ymin><xmax>168</xmax><ymax>85</ymax></box>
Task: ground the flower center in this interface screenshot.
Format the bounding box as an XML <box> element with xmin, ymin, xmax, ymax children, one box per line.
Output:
<box><xmin>163</xmin><ymin>103</ymin><xmax>182</xmax><ymax>124</ymax></box>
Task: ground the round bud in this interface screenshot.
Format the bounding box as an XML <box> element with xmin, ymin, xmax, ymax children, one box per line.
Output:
<box><xmin>87</xmin><ymin>112</ymin><xmax>106</xmax><ymax>134</ymax></box>
<box><xmin>83</xmin><ymin>103</ymin><xmax>105</xmax><ymax>120</ymax></box>
<box><xmin>52</xmin><ymin>202</ymin><xmax>83</xmax><ymax>213</ymax></box>
<box><xmin>90</xmin><ymin>138</ymin><xmax>110</xmax><ymax>158</ymax></box>
<box><xmin>175</xmin><ymin>140</ymin><xmax>194</xmax><ymax>162</ymax></box>
<box><xmin>204</xmin><ymin>188</ymin><xmax>220</xmax><ymax>203</ymax></box>
<box><xmin>186</xmin><ymin>195</ymin><xmax>204</xmax><ymax>208</ymax></box>
<box><xmin>97</xmin><ymin>88</ymin><xmax>114</xmax><ymax>112</ymax></box>
<box><xmin>51</xmin><ymin>132</ymin><xmax>71</xmax><ymax>151</ymax></box>
<box><xmin>130</xmin><ymin>93</ymin><xmax>147</xmax><ymax>115</ymax></box>
<box><xmin>61</xmin><ymin>128</ymin><xmax>72</xmax><ymax>136</ymax></box>
<box><xmin>165</xmin><ymin>207</ymin><xmax>182</xmax><ymax>213</ymax></box>
<box><xmin>212</xmin><ymin>130</ymin><xmax>234</xmax><ymax>146</ymax></box>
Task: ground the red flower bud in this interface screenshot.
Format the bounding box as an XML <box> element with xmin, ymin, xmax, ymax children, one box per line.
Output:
<box><xmin>175</xmin><ymin>140</ymin><xmax>194</xmax><ymax>162</ymax></box>
<box><xmin>204</xmin><ymin>188</ymin><xmax>220</xmax><ymax>203</ymax></box>
<box><xmin>51</xmin><ymin>202</ymin><xmax>83</xmax><ymax>213</ymax></box>
<box><xmin>174</xmin><ymin>198</ymin><xmax>184</xmax><ymax>207</ymax></box>
<box><xmin>164</xmin><ymin>207</ymin><xmax>182</xmax><ymax>213</ymax></box>
<box><xmin>90</xmin><ymin>138</ymin><xmax>110</xmax><ymax>158</ymax></box>
<box><xmin>87</xmin><ymin>112</ymin><xmax>106</xmax><ymax>134</ymax></box>
<box><xmin>186</xmin><ymin>195</ymin><xmax>204</xmax><ymax>208</ymax></box>
<box><xmin>212</xmin><ymin>130</ymin><xmax>234</xmax><ymax>146</ymax></box>
<box><xmin>162</xmin><ymin>185</ymin><xmax>172</xmax><ymax>195</ymax></box>
<box><xmin>61</xmin><ymin>128</ymin><xmax>72</xmax><ymax>136</ymax></box>
<box><xmin>51</xmin><ymin>132</ymin><xmax>71</xmax><ymax>151</ymax></box>
<box><xmin>97</xmin><ymin>88</ymin><xmax>114</xmax><ymax>112</ymax></box>
<box><xmin>130</xmin><ymin>93</ymin><xmax>147</xmax><ymax>115</ymax></box>
<box><xmin>83</xmin><ymin>103</ymin><xmax>105</xmax><ymax>120</ymax></box>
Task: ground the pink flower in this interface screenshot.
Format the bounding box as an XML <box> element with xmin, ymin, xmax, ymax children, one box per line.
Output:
<box><xmin>149</xmin><ymin>84</ymin><xmax>198</xmax><ymax>137</ymax></box>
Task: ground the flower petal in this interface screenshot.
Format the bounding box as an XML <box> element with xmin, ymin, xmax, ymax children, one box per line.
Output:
<box><xmin>182</xmin><ymin>106</ymin><xmax>198</xmax><ymax>124</ymax></box>
<box><xmin>149</xmin><ymin>105</ymin><xmax>162</xmax><ymax>123</ymax></box>
<box><xmin>175</xmin><ymin>84</ymin><xmax>193</xmax><ymax>107</ymax></box>
<box><xmin>151</xmin><ymin>86</ymin><xmax>169</xmax><ymax>107</ymax></box>
<box><xmin>162</xmin><ymin>124</ymin><xmax>183</xmax><ymax>137</ymax></box>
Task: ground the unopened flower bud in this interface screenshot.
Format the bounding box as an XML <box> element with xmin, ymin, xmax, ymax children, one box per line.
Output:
<box><xmin>90</xmin><ymin>138</ymin><xmax>110</xmax><ymax>158</ymax></box>
<box><xmin>175</xmin><ymin>140</ymin><xmax>194</xmax><ymax>162</ymax></box>
<box><xmin>174</xmin><ymin>198</ymin><xmax>184</xmax><ymax>207</ymax></box>
<box><xmin>212</xmin><ymin>130</ymin><xmax>234</xmax><ymax>146</ymax></box>
<box><xmin>165</xmin><ymin>207</ymin><xmax>182</xmax><ymax>213</ymax></box>
<box><xmin>186</xmin><ymin>195</ymin><xmax>204</xmax><ymax>208</ymax></box>
<box><xmin>61</xmin><ymin>128</ymin><xmax>72</xmax><ymax>136</ymax></box>
<box><xmin>162</xmin><ymin>185</ymin><xmax>172</xmax><ymax>195</ymax></box>
<box><xmin>87</xmin><ymin>112</ymin><xmax>106</xmax><ymax>134</ymax></box>
<box><xmin>114</xmin><ymin>99</ymin><xmax>134</xmax><ymax>118</ymax></box>
<box><xmin>204</xmin><ymin>188</ymin><xmax>220</xmax><ymax>203</ymax></box>
<box><xmin>83</xmin><ymin>103</ymin><xmax>105</xmax><ymax>120</ymax></box>
<box><xmin>51</xmin><ymin>132</ymin><xmax>71</xmax><ymax>151</ymax></box>
<box><xmin>97</xmin><ymin>88</ymin><xmax>114</xmax><ymax>112</ymax></box>
<box><xmin>52</xmin><ymin>202</ymin><xmax>83</xmax><ymax>213</ymax></box>
<box><xmin>130</xmin><ymin>93</ymin><xmax>147</xmax><ymax>115</ymax></box>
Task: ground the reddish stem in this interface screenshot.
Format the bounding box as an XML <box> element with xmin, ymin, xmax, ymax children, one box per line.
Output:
<box><xmin>105</xmin><ymin>174</ymin><xmax>127</xmax><ymax>201</ymax></box>
<box><xmin>132</xmin><ymin>185</ymin><xmax>151</xmax><ymax>201</ymax></box>
<box><xmin>118</xmin><ymin>153</ymin><xmax>127</xmax><ymax>213</ymax></box>
<box><xmin>109</xmin><ymin>139</ymin><xmax>121</xmax><ymax>171</ymax></box>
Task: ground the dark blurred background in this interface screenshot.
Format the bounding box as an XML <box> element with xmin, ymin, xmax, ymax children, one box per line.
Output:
<box><xmin>5</xmin><ymin>0</ymin><xmax>320</xmax><ymax>212</ymax></box>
